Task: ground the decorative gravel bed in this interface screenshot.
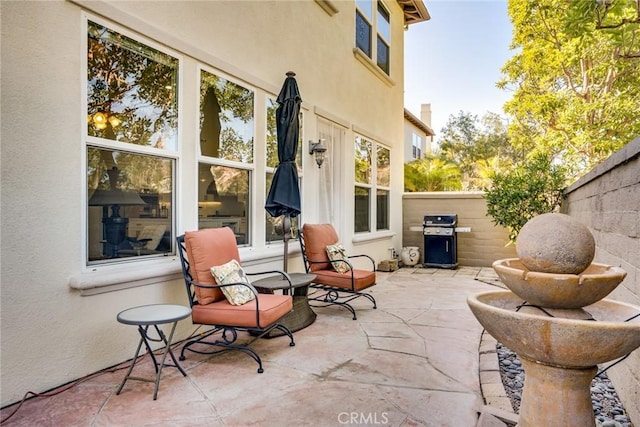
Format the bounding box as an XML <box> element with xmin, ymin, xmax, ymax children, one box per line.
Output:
<box><xmin>497</xmin><ymin>342</ymin><xmax>634</xmax><ymax>427</ymax></box>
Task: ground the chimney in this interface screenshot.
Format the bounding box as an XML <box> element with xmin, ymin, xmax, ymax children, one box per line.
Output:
<box><xmin>420</xmin><ymin>103</ymin><xmax>432</xmax><ymax>128</ymax></box>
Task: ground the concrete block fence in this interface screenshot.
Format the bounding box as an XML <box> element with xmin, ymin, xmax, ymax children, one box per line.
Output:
<box><xmin>562</xmin><ymin>136</ymin><xmax>640</xmax><ymax>425</ymax></box>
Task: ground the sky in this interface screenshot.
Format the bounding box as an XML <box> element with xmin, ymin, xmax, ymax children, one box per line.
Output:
<box><xmin>404</xmin><ymin>0</ymin><xmax>514</xmax><ymax>138</ymax></box>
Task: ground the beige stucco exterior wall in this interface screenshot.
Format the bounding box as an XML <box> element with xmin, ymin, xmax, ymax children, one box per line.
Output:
<box><xmin>402</xmin><ymin>192</ymin><xmax>517</xmax><ymax>267</ymax></box>
<box><xmin>562</xmin><ymin>136</ymin><xmax>640</xmax><ymax>425</ymax></box>
<box><xmin>0</xmin><ymin>0</ymin><xmax>413</xmax><ymax>406</ymax></box>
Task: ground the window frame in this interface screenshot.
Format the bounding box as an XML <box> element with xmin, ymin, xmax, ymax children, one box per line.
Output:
<box><xmin>412</xmin><ymin>133</ymin><xmax>423</xmax><ymax>159</ymax></box>
<box><xmin>83</xmin><ymin>15</ymin><xmax>182</xmax><ymax>268</ymax></box>
<box><xmin>355</xmin><ymin>0</ymin><xmax>392</xmax><ymax>76</ymax></box>
<box><xmin>354</xmin><ymin>134</ymin><xmax>390</xmax><ymax>234</ymax></box>
<box><xmin>196</xmin><ymin>65</ymin><xmax>258</xmax><ymax>246</ymax></box>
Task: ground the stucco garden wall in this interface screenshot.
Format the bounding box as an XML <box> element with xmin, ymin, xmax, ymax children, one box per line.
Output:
<box><xmin>562</xmin><ymin>136</ymin><xmax>640</xmax><ymax>425</ymax></box>
<box><xmin>402</xmin><ymin>192</ymin><xmax>517</xmax><ymax>267</ymax></box>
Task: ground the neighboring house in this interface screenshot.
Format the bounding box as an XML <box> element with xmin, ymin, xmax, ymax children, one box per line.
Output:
<box><xmin>0</xmin><ymin>0</ymin><xmax>429</xmax><ymax>406</ymax></box>
<box><xmin>403</xmin><ymin>105</ymin><xmax>435</xmax><ymax>162</ymax></box>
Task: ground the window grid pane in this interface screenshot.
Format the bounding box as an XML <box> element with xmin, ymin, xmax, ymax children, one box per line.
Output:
<box><xmin>87</xmin><ymin>147</ymin><xmax>174</xmax><ymax>263</ymax></box>
<box><xmin>376</xmin><ymin>189</ymin><xmax>389</xmax><ymax>230</ymax></box>
<box><xmin>356</xmin><ymin>11</ymin><xmax>372</xmax><ymax>57</ymax></box>
<box><xmin>376</xmin><ymin>146</ymin><xmax>390</xmax><ymax>187</ymax></box>
<box><xmin>376</xmin><ymin>36</ymin><xmax>389</xmax><ymax>74</ymax></box>
<box><xmin>377</xmin><ymin>2</ymin><xmax>390</xmax><ymax>41</ymax></box>
<box><xmin>198</xmin><ymin>163</ymin><xmax>249</xmax><ymax>246</ymax></box>
<box><xmin>87</xmin><ymin>21</ymin><xmax>178</xmax><ymax>151</ymax></box>
<box><xmin>200</xmin><ymin>70</ymin><xmax>255</xmax><ymax>163</ymax></box>
<box><xmin>354</xmin><ymin>186</ymin><xmax>371</xmax><ymax>233</ymax></box>
<box><xmin>357</xmin><ymin>0</ymin><xmax>373</xmax><ymax>19</ymax></box>
<box><xmin>354</xmin><ymin>136</ymin><xmax>372</xmax><ymax>184</ymax></box>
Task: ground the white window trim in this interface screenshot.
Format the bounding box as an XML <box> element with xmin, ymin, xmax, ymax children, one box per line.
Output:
<box><xmin>81</xmin><ymin>14</ymin><xmax>183</xmax><ymax>271</ymax></box>
<box><xmin>353</xmin><ymin>48</ymin><xmax>395</xmax><ymax>87</ymax></box>
<box><xmin>354</xmin><ymin>134</ymin><xmax>391</xmax><ymax>235</ymax></box>
<box><xmin>71</xmin><ymin>7</ymin><xmax>309</xmax><ymax>295</ymax></box>
<box><xmin>354</xmin><ymin>0</ymin><xmax>394</xmax><ymax>82</ymax></box>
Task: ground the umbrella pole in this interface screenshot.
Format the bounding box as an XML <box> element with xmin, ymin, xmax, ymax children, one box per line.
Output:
<box><xmin>283</xmin><ymin>216</ymin><xmax>291</xmax><ymax>272</ymax></box>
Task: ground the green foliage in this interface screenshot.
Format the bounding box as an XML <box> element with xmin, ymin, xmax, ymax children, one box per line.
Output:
<box><xmin>483</xmin><ymin>153</ymin><xmax>567</xmax><ymax>243</ymax></box>
<box><xmin>355</xmin><ymin>136</ymin><xmax>372</xmax><ymax>184</ymax></box>
<box><xmin>437</xmin><ymin>111</ymin><xmax>518</xmax><ymax>189</ymax></box>
<box><xmin>87</xmin><ymin>21</ymin><xmax>178</xmax><ymax>146</ymax></box>
<box><xmin>499</xmin><ymin>0</ymin><xmax>640</xmax><ymax>180</ymax></box>
<box><xmin>404</xmin><ymin>156</ymin><xmax>462</xmax><ymax>191</ymax></box>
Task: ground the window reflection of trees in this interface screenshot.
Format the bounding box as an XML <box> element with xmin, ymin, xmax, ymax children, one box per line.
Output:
<box><xmin>355</xmin><ymin>136</ymin><xmax>372</xmax><ymax>184</ymax></box>
<box><xmin>377</xmin><ymin>146</ymin><xmax>390</xmax><ymax>186</ymax></box>
<box><xmin>199</xmin><ymin>70</ymin><xmax>254</xmax><ymax>163</ymax></box>
<box><xmin>87</xmin><ymin>21</ymin><xmax>178</xmax><ymax>150</ymax></box>
<box><xmin>86</xmin><ymin>21</ymin><xmax>177</xmax><ymax>263</ymax></box>
<box><xmin>88</xmin><ymin>148</ymin><xmax>172</xmax><ymax>195</ymax></box>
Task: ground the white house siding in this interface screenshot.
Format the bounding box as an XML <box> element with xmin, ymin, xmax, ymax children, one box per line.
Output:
<box><xmin>0</xmin><ymin>0</ymin><xmax>415</xmax><ymax>405</ymax></box>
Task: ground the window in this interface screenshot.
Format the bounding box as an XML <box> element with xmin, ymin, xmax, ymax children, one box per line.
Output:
<box><xmin>376</xmin><ymin>145</ymin><xmax>390</xmax><ymax>230</ymax></box>
<box><xmin>265</xmin><ymin>98</ymin><xmax>302</xmax><ymax>243</ymax></box>
<box><xmin>376</xmin><ymin>4</ymin><xmax>390</xmax><ymax>73</ymax></box>
<box><xmin>354</xmin><ymin>136</ymin><xmax>372</xmax><ymax>232</ymax></box>
<box><xmin>355</xmin><ymin>1</ymin><xmax>372</xmax><ymax>57</ymax></box>
<box><xmin>354</xmin><ymin>135</ymin><xmax>389</xmax><ymax>233</ymax></box>
<box><xmin>86</xmin><ymin>20</ymin><xmax>178</xmax><ymax>264</ymax></box>
<box><xmin>355</xmin><ymin>1</ymin><xmax>391</xmax><ymax>75</ymax></box>
<box><xmin>198</xmin><ymin>70</ymin><xmax>254</xmax><ymax>245</ymax></box>
<box><xmin>412</xmin><ymin>133</ymin><xmax>422</xmax><ymax>159</ymax></box>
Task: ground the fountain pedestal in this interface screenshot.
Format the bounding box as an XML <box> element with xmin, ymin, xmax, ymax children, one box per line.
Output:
<box><xmin>518</xmin><ymin>360</ymin><xmax>597</xmax><ymax>427</ymax></box>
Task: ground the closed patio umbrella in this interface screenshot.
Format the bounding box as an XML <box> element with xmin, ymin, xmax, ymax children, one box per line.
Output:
<box><xmin>265</xmin><ymin>71</ymin><xmax>302</xmax><ymax>272</ymax></box>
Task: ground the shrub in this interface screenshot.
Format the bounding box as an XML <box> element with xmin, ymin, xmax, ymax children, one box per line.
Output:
<box><xmin>483</xmin><ymin>153</ymin><xmax>567</xmax><ymax>244</ymax></box>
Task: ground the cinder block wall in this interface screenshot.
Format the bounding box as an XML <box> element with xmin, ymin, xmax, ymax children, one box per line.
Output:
<box><xmin>402</xmin><ymin>192</ymin><xmax>516</xmax><ymax>267</ymax></box>
<box><xmin>562</xmin><ymin>136</ymin><xmax>640</xmax><ymax>425</ymax></box>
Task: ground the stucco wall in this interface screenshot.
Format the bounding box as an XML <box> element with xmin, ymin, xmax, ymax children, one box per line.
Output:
<box><xmin>402</xmin><ymin>192</ymin><xmax>517</xmax><ymax>267</ymax></box>
<box><xmin>0</xmin><ymin>0</ymin><xmax>410</xmax><ymax>406</ymax></box>
<box><xmin>562</xmin><ymin>136</ymin><xmax>640</xmax><ymax>425</ymax></box>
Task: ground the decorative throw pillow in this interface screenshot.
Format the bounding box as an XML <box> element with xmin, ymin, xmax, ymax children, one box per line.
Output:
<box><xmin>210</xmin><ymin>260</ymin><xmax>256</xmax><ymax>305</ymax></box>
<box><xmin>326</xmin><ymin>243</ymin><xmax>351</xmax><ymax>274</ymax></box>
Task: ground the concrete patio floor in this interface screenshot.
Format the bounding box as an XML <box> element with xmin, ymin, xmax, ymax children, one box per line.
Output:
<box><xmin>1</xmin><ymin>266</ymin><xmax>509</xmax><ymax>427</ymax></box>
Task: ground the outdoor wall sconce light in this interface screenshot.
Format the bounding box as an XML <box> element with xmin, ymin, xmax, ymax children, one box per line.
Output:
<box><xmin>309</xmin><ymin>139</ymin><xmax>327</xmax><ymax>168</ymax></box>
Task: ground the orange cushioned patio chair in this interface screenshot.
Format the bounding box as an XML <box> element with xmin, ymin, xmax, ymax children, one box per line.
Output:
<box><xmin>176</xmin><ymin>227</ymin><xmax>294</xmax><ymax>373</ymax></box>
<box><xmin>299</xmin><ymin>223</ymin><xmax>377</xmax><ymax>320</ymax></box>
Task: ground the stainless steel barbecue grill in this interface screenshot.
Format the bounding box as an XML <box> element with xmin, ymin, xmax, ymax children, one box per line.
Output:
<box><xmin>423</xmin><ymin>214</ymin><xmax>458</xmax><ymax>269</ymax></box>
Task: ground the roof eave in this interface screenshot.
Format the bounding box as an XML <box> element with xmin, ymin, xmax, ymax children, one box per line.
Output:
<box><xmin>397</xmin><ymin>0</ymin><xmax>431</xmax><ymax>26</ymax></box>
<box><xmin>404</xmin><ymin>108</ymin><xmax>435</xmax><ymax>136</ymax></box>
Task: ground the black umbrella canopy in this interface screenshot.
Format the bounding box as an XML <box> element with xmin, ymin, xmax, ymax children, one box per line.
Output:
<box><xmin>265</xmin><ymin>71</ymin><xmax>302</xmax><ymax>218</ymax></box>
<box><xmin>265</xmin><ymin>72</ymin><xmax>302</xmax><ymax>272</ymax></box>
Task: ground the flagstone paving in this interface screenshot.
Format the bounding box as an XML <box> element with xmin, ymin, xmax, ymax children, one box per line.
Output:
<box><xmin>1</xmin><ymin>267</ymin><xmax>508</xmax><ymax>427</ymax></box>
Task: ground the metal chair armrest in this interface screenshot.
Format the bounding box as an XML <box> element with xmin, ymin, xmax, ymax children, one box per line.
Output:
<box><xmin>347</xmin><ymin>254</ymin><xmax>376</xmax><ymax>270</ymax></box>
<box><xmin>246</xmin><ymin>270</ymin><xmax>293</xmax><ymax>293</ymax></box>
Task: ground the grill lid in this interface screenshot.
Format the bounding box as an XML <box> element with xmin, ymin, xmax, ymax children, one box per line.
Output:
<box><xmin>423</xmin><ymin>214</ymin><xmax>457</xmax><ymax>227</ymax></box>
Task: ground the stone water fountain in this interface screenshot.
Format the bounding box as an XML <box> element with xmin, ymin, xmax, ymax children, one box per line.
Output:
<box><xmin>467</xmin><ymin>213</ymin><xmax>640</xmax><ymax>427</ymax></box>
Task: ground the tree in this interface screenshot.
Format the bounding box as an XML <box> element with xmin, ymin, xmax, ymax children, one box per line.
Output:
<box><xmin>483</xmin><ymin>153</ymin><xmax>567</xmax><ymax>243</ymax></box>
<box><xmin>437</xmin><ymin>111</ymin><xmax>516</xmax><ymax>189</ymax></box>
<box><xmin>404</xmin><ymin>156</ymin><xmax>462</xmax><ymax>191</ymax></box>
<box><xmin>499</xmin><ymin>0</ymin><xmax>640</xmax><ymax>180</ymax></box>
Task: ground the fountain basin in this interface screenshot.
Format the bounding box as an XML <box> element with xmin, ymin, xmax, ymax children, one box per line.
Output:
<box><xmin>493</xmin><ymin>258</ymin><xmax>627</xmax><ymax>308</ymax></box>
<box><xmin>467</xmin><ymin>290</ymin><xmax>640</xmax><ymax>368</ymax></box>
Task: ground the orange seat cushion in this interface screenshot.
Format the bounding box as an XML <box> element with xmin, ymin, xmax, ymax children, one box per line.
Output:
<box><xmin>185</xmin><ymin>227</ymin><xmax>241</xmax><ymax>305</ymax></box>
<box><xmin>313</xmin><ymin>269</ymin><xmax>376</xmax><ymax>291</ymax></box>
<box><xmin>191</xmin><ymin>294</ymin><xmax>293</xmax><ymax>329</ymax></box>
<box><xmin>302</xmin><ymin>224</ymin><xmax>339</xmax><ymax>272</ymax></box>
